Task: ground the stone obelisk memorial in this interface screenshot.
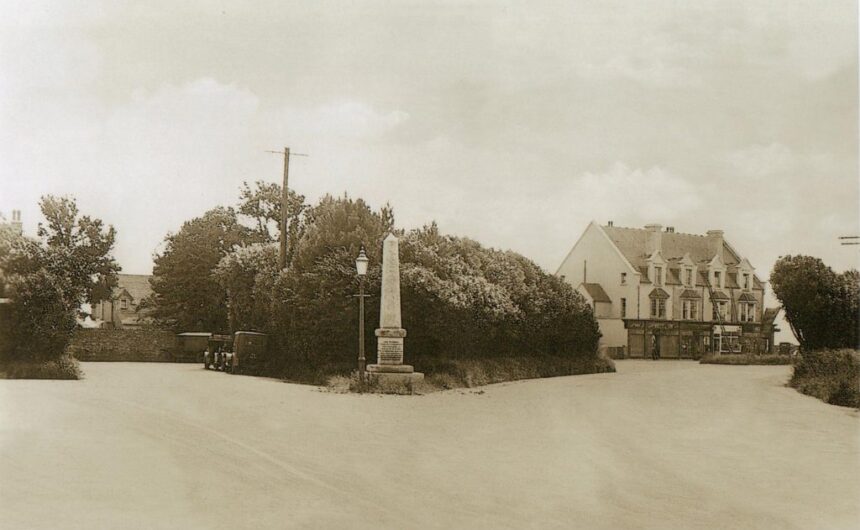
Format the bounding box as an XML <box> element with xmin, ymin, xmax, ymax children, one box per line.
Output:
<box><xmin>366</xmin><ymin>234</ymin><xmax>424</xmax><ymax>385</ymax></box>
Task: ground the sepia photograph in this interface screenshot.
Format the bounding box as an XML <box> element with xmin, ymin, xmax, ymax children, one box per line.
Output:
<box><xmin>1</xmin><ymin>1</ymin><xmax>858</xmax><ymax>529</ymax></box>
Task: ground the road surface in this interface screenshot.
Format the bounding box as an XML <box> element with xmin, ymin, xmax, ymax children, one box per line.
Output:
<box><xmin>1</xmin><ymin>361</ymin><xmax>858</xmax><ymax>529</ymax></box>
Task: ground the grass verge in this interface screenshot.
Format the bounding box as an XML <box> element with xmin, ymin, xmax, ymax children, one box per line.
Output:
<box><xmin>0</xmin><ymin>355</ymin><xmax>83</xmax><ymax>380</ymax></box>
<box><xmin>790</xmin><ymin>349</ymin><xmax>859</xmax><ymax>408</ymax></box>
<box><xmin>327</xmin><ymin>354</ymin><xmax>615</xmax><ymax>394</ymax></box>
<box><xmin>700</xmin><ymin>353</ymin><xmax>794</xmax><ymax>365</ymax></box>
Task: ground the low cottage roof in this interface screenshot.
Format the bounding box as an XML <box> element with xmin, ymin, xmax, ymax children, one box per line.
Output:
<box><xmin>113</xmin><ymin>274</ymin><xmax>153</xmax><ymax>303</ymax></box>
<box><xmin>581</xmin><ymin>283</ymin><xmax>612</xmax><ymax>303</ymax></box>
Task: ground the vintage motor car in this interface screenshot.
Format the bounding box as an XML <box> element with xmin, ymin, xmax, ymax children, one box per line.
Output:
<box><xmin>223</xmin><ymin>331</ymin><xmax>268</xmax><ymax>375</ymax></box>
<box><xmin>203</xmin><ymin>334</ymin><xmax>232</xmax><ymax>370</ymax></box>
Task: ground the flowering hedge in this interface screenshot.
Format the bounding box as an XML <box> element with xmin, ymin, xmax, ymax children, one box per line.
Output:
<box><xmin>220</xmin><ymin>195</ymin><xmax>601</xmax><ymax>383</ymax></box>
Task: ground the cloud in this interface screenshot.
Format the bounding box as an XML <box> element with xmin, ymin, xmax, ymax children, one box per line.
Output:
<box><xmin>727</xmin><ymin>143</ymin><xmax>796</xmax><ymax>179</ymax></box>
<box><xmin>567</xmin><ymin>163</ymin><xmax>702</xmax><ymax>222</ymax></box>
<box><xmin>282</xmin><ymin>101</ymin><xmax>409</xmax><ymax>140</ymax></box>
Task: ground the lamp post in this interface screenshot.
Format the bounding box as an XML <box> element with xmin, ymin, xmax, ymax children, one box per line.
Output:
<box><xmin>355</xmin><ymin>245</ymin><xmax>369</xmax><ymax>374</ymax></box>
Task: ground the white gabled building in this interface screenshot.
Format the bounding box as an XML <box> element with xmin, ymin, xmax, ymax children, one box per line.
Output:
<box><xmin>557</xmin><ymin>222</ymin><xmax>779</xmax><ymax>358</ymax></box>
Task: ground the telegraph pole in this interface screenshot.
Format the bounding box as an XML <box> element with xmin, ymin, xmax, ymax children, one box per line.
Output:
<box><xmin>279</xmin><ymin>147</ymin><xmax>290</xmax><ymax>269</ymax></box>
<box><xmin>266</xmin><ymin>147</ymin><xmax>308</xmax><ymax>270</ymax></box>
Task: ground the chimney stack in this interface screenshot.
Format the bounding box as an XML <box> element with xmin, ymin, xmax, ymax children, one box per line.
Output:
<box><xmin>5</xmin><ymin>210</ymin><xmax>23</xmax><ymax>236</ymax></box>
<box><xmin>707</xmin><ymin>230</ymin><xmax>724</xmax><ymax>260</ymax></box>
<box><xmin>645</xmin><ymin>223</ymin><xmax>662</xmax><ymax>254</ymax></box>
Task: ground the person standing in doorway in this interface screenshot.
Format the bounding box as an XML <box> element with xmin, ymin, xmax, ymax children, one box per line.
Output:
<box><xmin>651</xmin><ymin>334</ymin><xmax>661</xmax><ymax>360</ymax></box>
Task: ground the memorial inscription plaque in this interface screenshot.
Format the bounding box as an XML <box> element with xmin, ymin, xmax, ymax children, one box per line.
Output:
<box><xmin>378</xmin><ymin>338</ymin><xmax>404</xmax><ymax>364</ymax></box>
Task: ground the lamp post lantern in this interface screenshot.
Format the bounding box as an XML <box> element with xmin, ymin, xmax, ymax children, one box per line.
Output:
<box><xmin>355</xmin><ymin>246</ymin><xmax>369</xmax><ymax>374</ymax></box>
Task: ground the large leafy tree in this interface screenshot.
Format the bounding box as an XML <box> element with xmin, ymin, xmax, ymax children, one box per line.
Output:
<box><xmin>39</xmin><ymin>196</ymin><xmax>120</xmax><ymax>312</ymax></box>
<box><xmin>0</xmin><ymin>196</ymin><xmax>118</xmax><ymax>362</ymax></box>
<box><xmin>213</xmin><ymin>243</ymin><xmax>279</xmax><ymax>332</ymax></box>
<box><xmin>770</xmin><ymin>255</ymin><xmax>859</xmax><ymax>350</ymax></box>
<box><xmin>237</xmin><ymin>180</ymin><xmax>306</xmax><ymax>264</ymax></box>
<box><xmin>146</xmin><ymin>207</ymin><xmax>247</xmax><ymax>331</ymax></box>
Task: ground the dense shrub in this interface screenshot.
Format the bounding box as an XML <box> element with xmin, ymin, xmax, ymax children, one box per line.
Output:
<box><xmin>1</xmin><ymin>355</ymin><xmax>81</xmax><ymax>380</ymax></box>
<box><xmin>174</xmin><ymin>190</ymin><xmax>601</xmax><ymax>384</ymax></box>
<box><xmin>790</xmin><ymin>349</ymin><xmax>860</xmax><ymax>408</ymax></box>
<box><xmin>699</xmin><ymin>353</ymin><xmax>794</xmax><ymax>365</ymax></box>
<box><xmin>4</xmin><ymin>268</ymin><xmax>77</xmax><ymax>361</ymax></box>
<box><xmin>213</xmin><ymin>243</ymin><xmax>279</xmax><ymax>332</ymax></box>
<box><xmin>257</xmin><ymin>197</ymin><xmax>601</xmax><ymax>383</ymax></box>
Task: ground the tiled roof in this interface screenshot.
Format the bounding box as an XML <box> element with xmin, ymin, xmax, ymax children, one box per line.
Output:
<box><xmin>581</xmin><ymin>283</ymin><xmax>612</xmax><ymax>303</ymax></box>
<box><xmin>680</xmin><ymin>289</ymin><xmax>702</xmax><ymax>299</ymax></box>
<box><xmin>762</xmin><ymin>307</ymin><xmax>780</xmax><ymax>324</ymax></box>
<box><xmin>738</xmin><ymin>292</ymin><xmax>756</xmax><ymax>302</ymax></box>
<box><xmin>649</xmin><ymin>287</ymin><xmax>670</xmax><ymax>299</ymax></box>
<box><xmin>113</xmin><ymin>274</ymin><xmax>153</xmax><ymax>303</ymax></box>
<box><xmin>600</xmin><ymin>224</ymin><xmax>765</xmax><ymax>288</ymax></box>
<box><xmin>601</xmin><ymin>225</ymin><xmax>740</xmax><ymax>268</ymax></box>
<box><xmin>710</xmin><ymin>290</ymin><xmax>730</xmax><ymax>300</ymax></box>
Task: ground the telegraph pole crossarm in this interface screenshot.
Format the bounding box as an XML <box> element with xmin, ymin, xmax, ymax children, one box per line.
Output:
<box><xmin>265</xmin><ymin>147</ymin><xmax>308</xmax><ymax>270</ymax></box>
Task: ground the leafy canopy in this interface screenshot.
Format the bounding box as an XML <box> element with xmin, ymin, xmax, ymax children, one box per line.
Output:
<box><xmin>770</xmin><ymin>255</ymin><xmax>859</xmax><ymax>350</ymax></box>
<box><xmin>146</xmin><ymin>207</ymin><xmax>246</xmax><ymax>331</ymax></box>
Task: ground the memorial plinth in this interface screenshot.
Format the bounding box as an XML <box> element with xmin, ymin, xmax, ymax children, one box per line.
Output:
<box><xmin>366</xmin><ymin>234</ymin><xmax>424</xmax><ymax>386</ymax></box>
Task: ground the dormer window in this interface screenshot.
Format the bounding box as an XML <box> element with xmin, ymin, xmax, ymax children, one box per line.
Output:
<box><xmin>621</xmin><ymin>272</ymin><xmax>627</xmax><ymax>285</ymax></box>
<box><xmin>120</xmin><ymin>298</ymin><xmax>128</xmax><ymax>310</ymax></box>
<box><xmin>713</xmin><ymin>270</ymin><xmax>722</xmax><ymax>288</ymax></box>
<box><xmin>654</xmin><ymin>266</ymin><xmax>663</xmax><ymax>286</ymax></box>
<box><xmin>685</xmin><ymin>268</ymin><xmax>693</xmax><ymax>287</ymax></box>
<box><xmin>742</xmin><ymin>273</ymin><xmax>750</xmax><ymax>290</ymax></box>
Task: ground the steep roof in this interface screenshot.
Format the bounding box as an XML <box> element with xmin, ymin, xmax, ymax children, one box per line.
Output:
<box><xmin>113</xmin><ymin>274</ymin><xmax>153</xmax><ymax>303</ymax></box>
<box><xmin>601</xmin><ymin>225</ymin><xmax>740</xmax><ymax>268</ymax></box>
<box><xmin>580</xmin><ymin>283</ymin><xmax>612</xmax><ymax>303</ymax></box>
<box><xmin>762</xmin><ymin>307</ymin><xmax>781</xmax><ymax>324</ymax></box>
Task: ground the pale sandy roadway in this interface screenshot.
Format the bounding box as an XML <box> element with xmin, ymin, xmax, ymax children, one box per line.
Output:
<box><xmin>1</xmin><ymin>361</ymin><xmax>858</xmax><ymax>530</ymax></box>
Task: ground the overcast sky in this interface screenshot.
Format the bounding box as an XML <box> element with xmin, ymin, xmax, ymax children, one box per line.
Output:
<box><xmin>1</xmin><ymin>0</ymin><xmax>857</xmax><ymax>294</ymax></box>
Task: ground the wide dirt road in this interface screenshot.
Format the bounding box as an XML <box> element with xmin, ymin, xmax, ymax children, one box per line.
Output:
<box><xmin>1</xmin><ymin>361</ymin><xmax>857</xmax><ymax>529</ymax></box>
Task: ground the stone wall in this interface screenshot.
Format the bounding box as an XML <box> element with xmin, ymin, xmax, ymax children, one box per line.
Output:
<box><xmin>67</xmin><ymin>329</ymin><xmax>182</xmax><ymax>362</ymax></box>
